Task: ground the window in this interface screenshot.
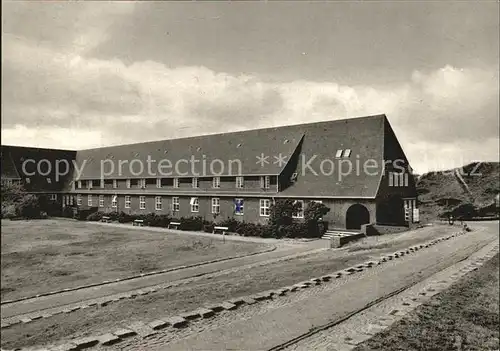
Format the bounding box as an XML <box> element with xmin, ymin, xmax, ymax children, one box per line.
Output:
<box><xmin>156</xmin><ymin>178</ymin><xmax>162</xmax><ymax>188</ymax></box>
<box><xmin>100</xmin><ymin>179</ymin><xmax>104</xmax><ymax>188</ymax></box>
<box><xmin>77</xmin><ymin>180</ymin><xmax>82</xmax><ymax>189</ymax></box>
<box><xmin>236</xmin><ymin>176</ymin><xmax>244</xmax><ymax>188</ymax></box>
<box><xmin>155</xmin><ymin>196</ymin><xmax>162</xmax><ymax>211</ymax></box>
<box><xmin>112</xmin><ymin>195</ymin><xmax>117</xmax><ymax>208</ymax></box>
<box><xmin>26</xmin><ymin>178</ymin><xmax>31</xmax><ymax>184</ymax></box>
<box><xmin>173</xmin><ymin>178</ymin><xmax>179</xmax><ymax>188</ymax></box>
<box><xmin>292</xmin><ymin>200</ymin><xmax>304</xmax><ymax>218</ymax></box>
<box><xmin>192</xmin><ymin>177</ymin><xmax>199</xmax><ymax>188</ymax></box>
<box><xmin>335</xmin><ymin>149</ymin><xmax>343</xmax><ymax>158</ymax></box>
<box><xmin>139</xmin><ymin>196</ymin><xmax>146</xmax><ymax>209</ymax></box>
<box><xmin>138</xmin><ymin>179</ymin><xmax>146</xmax><ymax>188</ymax></box>
<box><xmin>99</xmin><ymin>195</ymin><xmax>104</xmax><ymax>207</ymax></box>
<box><xmin>87</xmin><ymin>180</ymin><xmax>92</xmax><ymax>189</ymax></box>
<box><xmin>213</xmin><ymin>177</ymin><xmax>220</xmax><ymax>188</ymax></box>
<box><xmin>234</xmin><ymin>198</ymin><xmax>244</xmax><ymax>215</ymax></box>
<box><xmin>211</xmin><ymin>198</ymin><xmax>220</xmax><ymax>214</ymax></box>
<box><xmin>46</xmin><ymin>178</ymin><xmax>52</xmax><ymax>184</ymax></box>
<box><xmin>260</xmin><ymin>176</ymin><xmax>270</xmax><ymax>189</ymax></box>
<box><xmin>50</xmin><ymin>194</ymin><xmax>57</xmax><ymax>201</ymax></box>
<box><xmin>126</xmin><ymin>179</ymin><xmax>131</xmax><ymax>188</ymax></box>
<box><xmin>260</xmin><ymin>199</ymin><xmax>271</xmax><ymax>217</ymax></box>
<box><xmin>88</xmin><ymin>195</ymin><xmax>92</xmax><ymax>207</ymax></box>
<box><xmin>190</xmin><ymin>197</ymin><xmax>199</xmax><ymax>212</ymax></box>
<box><xmin>77</xmin><ymin>194</ymin><xmax>82</xmax><ymax>205</ymax></box>
<box><xmin>342</xmin><ymin>149</ymin><xmax>352</xmax><ymax>158</ymax></box>
<box><xmin>125</xmin><ymin>196</ymin><xmax>131</xmax><ymax>209</ymax></box>
<box><xmin>172</xmin><ymin>197</ymin><xmax>180</xmax><ymax>212</ymax></box>
<box><xmin>70</xmin><ymin>196</ymin><xmax>74</xmax><ymax>206</ymax></box>
<box><xmin>113</xmin><ymin>179</ymin><xmax>117</xmax><ymax>189</ymax></box>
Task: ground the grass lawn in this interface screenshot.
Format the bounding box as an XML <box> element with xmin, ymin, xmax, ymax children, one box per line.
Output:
<box><xmin>355</xmin><ymin>253</ymin><xmax>499</xmax><ymax>351</ymax></box>
<box><xmin>0</xmin><ymin>223</ymin><xmax>462</xmax><ymax>349</ymax></box>
<box><xmin>0</xmin><ymin>219</ymin><xmax>272</xmax><ymax>301</ymax></box>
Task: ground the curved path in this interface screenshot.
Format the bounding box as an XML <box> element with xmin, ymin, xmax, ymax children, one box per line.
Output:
<box><xmin>113</xmin><ymin>221</ymin><xmax>498</xmax><ymax>351</ymax></box>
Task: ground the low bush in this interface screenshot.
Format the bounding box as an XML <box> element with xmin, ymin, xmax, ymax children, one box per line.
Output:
<box><xmin>86</xmin><ymin>212</ymin><xmax>103</xmax><ymax>221</ymax></box>
<box><xmin>1</xmin><ymin>203</ymin><xmax>17</xmax><ymax>219</ymax></box>
<box><xmin>16</xmin><ymin>194</ymin><xmax>42</xmax><ymax>219</ymax></box>
<box><xmin>215</xmin><ymin>217</ymin><xmax>239</xmax><ymax>232</ymax></box>
<box><xmin>179</xmin><ymin>216</ymin><xmax>203</xmax><ymax>231</ymax></box>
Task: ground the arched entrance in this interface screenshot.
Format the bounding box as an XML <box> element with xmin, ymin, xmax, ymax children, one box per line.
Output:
<box><xmin>346</xmin><ymin>204</ymin><xmax>370</xmax><ymax>230</ymax></box>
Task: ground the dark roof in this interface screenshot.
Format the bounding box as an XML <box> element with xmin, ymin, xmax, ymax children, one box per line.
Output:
<box><xmin>73</xmin><ymin>114</ymin><xmax>391</xmax><ymax>198</ymax></box>
<box><xmin>0</xmin><ymin>150</ymin><xmax>21</xmax><ymax>179</ymax></box>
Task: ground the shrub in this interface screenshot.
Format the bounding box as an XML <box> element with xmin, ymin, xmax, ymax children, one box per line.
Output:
<box><xmin>61</xmin><ymin>206</ymin><xmax>75</xmax><ymax>218</ymax></box>
<box><xmin>16</xmin><ymin>194</ymin><xmax>42</xmax><ymax>219</ymax></box>
<box><xmin>179</xmin><ymin>216</ymin><xmax>203</xmax><ymax>231</ymax></box>
<box><xmin>1</xmin><ymin>203</ymin><xmax>17</xmax><ymax>219</ymax></box>
<box><xmin>117</xmin><ymin>211</ymin><xmax>134</xmax><ymax>223</ymax></box>
<box><xmin>86</xmin><ymin>211</ymin><xmax>103</xmax><ymax>221</ymax></box>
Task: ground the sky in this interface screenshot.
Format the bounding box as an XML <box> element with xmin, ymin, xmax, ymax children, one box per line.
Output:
<box><xmin>2</xmin><ymin>1</ymin><xmax>499</xmax><ymax>174</ymax></box>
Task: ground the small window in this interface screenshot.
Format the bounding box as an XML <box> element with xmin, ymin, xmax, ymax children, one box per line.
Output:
<box><xmin>77</xmin><ymin>194</ymin><xmax>82</xmax><ymax>205</ymax></box>
<box><xmin>125</xmin><ymin>196</ymin><xmax>131</xmax><ymax>209</ymax></box>
<box><xmin>126</xmin><ymin>179</ymin><xmax>131</xmax><ymax>188</ymax></box>
<box><xmin>234</xmin><ymin>198</ymin><xmax>244</xmax><ymax>215</ymax></box>
<box><xmin>77</xmin><ymin>180</ymin><xmax>82</xmax><ymax>189</ymax></box>
<box><xmin>139</xmin><ymin>196</ymin><xmax>146</xmax><ymax>209</ymax></box>
<box><xmin>46</xmin><ymin>178</ymin><xmax>52</xmax><ymax>184</ymax></box>
<box><xmin>70</xmin><ymin>196</ymin><xmax>74</xmax><ymax>206</ymax></box>
<box><xmin>172</xmin><ymin>197</ymin><xmax>180</xmax><ymax>212</ymax></box>
<box><xmin>292</xmin><ymin>200</ymin><xmax>304</xmax><ymax>218</ymax></box>
<box><xmin>100</xmin><ymin>179</ymin><xmax>104</xmax><ymax>188</ymax></box>
<box><xmin>155</xmin><ymin>196</ymin><xmax>162</xmax><ymax>211</ymax></box>
<box><xmin>342</xmin><ymin>149</ymin><xmax>352</xmax><ymax>158</ymax></box>
<box><xmin>236</xmin><ymin>176</ymin><xmax>244</xmax><ymax>189</ymax></box>
<box><xmin>88</xmin><ymin>195</ymin><xmax>93</xmax><ymax>207</ymax></box>
<box><xmin>335</xmin><ymin>149</ymin><xmax>343</xmax><ymax>158</ymax></box>
<box><xmin>213</xmin><ymin>177</ymin><xmax>221</xmax><ymax>189</ymax></box>
<box><xmin>138</xmin><ymin>179</ymin><xmax>146</xmax><ymax>188</ymax></box>
<box><xmin>49</xmin><ymin>194</ymin><xmax>57</xmax><ymax>201</ymax></box>
<box><xmin>113</xmin><ymin>179</ymin><xmax>117</xmax><ymax>189</ymax></box>
<box><xmin>190</xmin><ymin>197</ymin><xmax>199</xmax><ymax>212</ymax></box>
<box><xmin>260</xmin><ymin>176</ymin><xmax>270</xmax><ymax>189</ymax></box>
<box><xmin>156</xmin><ymin>178</ymin><xmax>162</xmax><ymax>188</ymax></box>
<box><xmin>173</xmin><ymin>178</ymin><xmax>179</xmax><ymax>188</ymax></box>
<box><xmin>211</xmin><ymin>198</ymin><xmax>220</xmax><ymax>214</ymax></box>
<box><xmin>111</xmin><ymin>195</ymin><xmax>117</xmax><ymax>208</ymax></box>
<box><xmin>192</xmin><ymin>177</ymin><xmax>199</xmax><ymax>188</ymax></box>
<box><xmin>87</xmin><ymin>180</ymin><xmax>92</xmax><ymax>189</ymax></box>
<box><xmin>259</xmin><ymin>199</ymin><xmax>271</xmax><ymax>217</ymax></box>
<box><xmin>99</xmin><ymin>195</ymin><xmax>104</xmax><ymax>207</ymax></box>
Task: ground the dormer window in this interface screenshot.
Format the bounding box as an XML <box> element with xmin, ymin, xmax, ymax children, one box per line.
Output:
<box><xmin>213</xmin><ymin>177</ymin><xmax>220</xmax><ymax>188</ymax></box>
<box><xmin>260</xmin><ymin>176</ymin><xmax>270</xmax><ymax>189</ymax></box>
<box><xmin>335</xmin><ymin>149</ymin><xmax>343</xmax><ymax>158</ymax></box>
<box><xmin>236</xmin><ymin>176</ymin><xmax>244</xmax><ymax>189</ymax></box>
<box><xmin>342</xmin><ymin>149</ymin><xmax>352</xmax><ymax>157</ymax></box>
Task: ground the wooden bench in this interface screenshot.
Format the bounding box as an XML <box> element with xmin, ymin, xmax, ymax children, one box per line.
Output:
<box><xmin>213</xmin><ymin>226</ymin><xmax>229</xmax><ymax>235</ymax></box>
<box><xmin>101</xmin><ymin>216</ymin><xmax>111</xmax><ymax>223</ymax></box>
<box><xmin>168</xmin><ymin>221</ymin><xmax>181</xmax><ymax>229</ymax></box>
<box><xmin>133</xmin><ymin>219</ymin><xmax>144</xmax><ymax>226</ymax></box>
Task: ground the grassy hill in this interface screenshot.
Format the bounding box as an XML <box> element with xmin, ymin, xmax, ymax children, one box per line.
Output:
<box><xmin>416</xmin><ymin>162</ymin><xmax>499</xmax><ymax>221</ymax></box>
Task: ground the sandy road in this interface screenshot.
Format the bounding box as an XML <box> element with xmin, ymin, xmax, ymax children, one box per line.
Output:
<box><xmin>112</xmin><ymin>221</ymin><xmax>498</xmax><ymax>351</ymax></box>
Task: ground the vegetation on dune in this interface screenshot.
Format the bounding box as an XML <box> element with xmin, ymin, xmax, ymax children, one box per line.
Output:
<box><xmin>416</xmin><ymin>162</ymin><xmax>499</xmax><ymax>221</ymax></box>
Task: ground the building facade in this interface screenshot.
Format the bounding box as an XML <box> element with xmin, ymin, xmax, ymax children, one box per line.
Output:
<box><xmin>1</xmin><ymin>115</ymin><xmax>418</xmax><ymax>229</ymax></box>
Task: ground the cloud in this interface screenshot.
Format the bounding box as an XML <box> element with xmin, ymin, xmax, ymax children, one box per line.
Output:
<box><xmin>1</xmin><ymin>34</ymin><xmax>498</xmax><ymax>173</ymax></box>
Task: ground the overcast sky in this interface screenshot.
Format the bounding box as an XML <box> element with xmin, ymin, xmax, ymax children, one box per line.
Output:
<box><xmin>2</xmin><ymin>1</ymin><xmax>499</xmax><ymax>173</ymax></box>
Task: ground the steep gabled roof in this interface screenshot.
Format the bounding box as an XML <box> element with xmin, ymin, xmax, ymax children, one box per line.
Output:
<box><xmin>277</xmin><ymin>114</ymin><xmax>386</xmax><ymax>198</ymax></box>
